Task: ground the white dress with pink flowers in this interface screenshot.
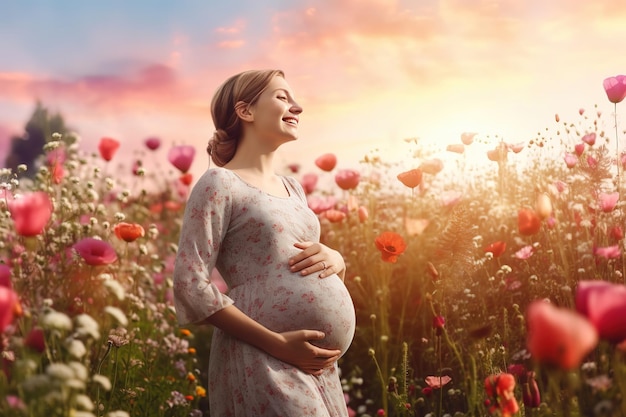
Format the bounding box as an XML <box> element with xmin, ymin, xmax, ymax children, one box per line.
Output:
<box><xmin>173</xmin><ymin>167</ymin><xmax>356</xmax><ymax>417</ymax></box>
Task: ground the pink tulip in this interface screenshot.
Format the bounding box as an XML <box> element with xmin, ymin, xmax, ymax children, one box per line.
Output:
<box><xmin>167</xmin><ymin>145</ymin><xmax>196</xmax><ymax>173</ymax></box>
<box><xmin>0</xmin><ymin>286</ymin><xmax>19</xmax><ymax>332</ymax></box>
<box><xmin>8</xmin><ymin>192</ymin><xmax>53</xmax><ymax>237</ymax></box>
<box><xmin>335</xmin><ymin>169</ymin><xmax>360</xmax><ymax>190</ymax></box>
<box><xmin>98</xmin><ymin>137</ymin><xmax>121</xmax><ymax>161</ymax></box>
<box><xmin>526</xmin><ymin>300</ymin><xmax>598</xmax><ymax>369</ymax></box>
<box><xmin>582</xmin><ymin>132</ymin><xmax>596</xmax><ymax>146</ymax></box>
<box><xmin>144</xmin><ymin>136</ymin><xmax>161</xmax><ymax>150</ymax></box>
<box><xmin>73</xmin><ymin>238</ymin><xmax>117</xmax><ymax>266</ymax></box>
<box><xmin>599</xmin><ymin>192</ymin><xmax>619</xmax><ymax>212</ymax></box>
<box><xmin>603</xmin><ymin>75</ymin><xmax>626</xmax><ymax>104</ymax></box>
<box><xmin>576</xmin><ymin>280</ymin><xmax>626</xmax><ymax>343</ymax></box>
<box><xmin>0</xmin><ymin>265</ymin><xmax>11</xmax><ymax>288</ymax></box>
<box><xmin>564</xmin><ymin>153</ymin><xmax>578</xmax><ymax>168</ymax></box>
<box><xmin>300</xmin><ymin>173</ymin><xmax>318</xmax><ymax>194</ymax></box>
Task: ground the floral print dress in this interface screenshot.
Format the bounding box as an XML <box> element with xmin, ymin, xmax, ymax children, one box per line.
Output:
<box><xmin>173</xmin><ymin>167</ymin><xmax>356</xmax><ymax>417</ymax></box>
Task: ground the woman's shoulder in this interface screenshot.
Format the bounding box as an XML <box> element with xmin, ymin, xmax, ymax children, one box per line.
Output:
<box><xmin>196</xmin><ymin>167</ymin><xmax>236</xmax><ymax>186</ymax></box>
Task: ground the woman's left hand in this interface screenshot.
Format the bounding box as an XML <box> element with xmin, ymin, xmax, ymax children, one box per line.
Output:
<box><xmin>289</xmin><ymin>241</ymin><xmax>346</xmax><ymax>280</ymax></box>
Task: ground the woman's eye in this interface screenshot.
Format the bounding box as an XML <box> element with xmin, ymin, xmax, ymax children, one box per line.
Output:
<box><xmin>278</xmin><ymin>96</ymin><xmax>287</xmax><ymax>101</ymax></box>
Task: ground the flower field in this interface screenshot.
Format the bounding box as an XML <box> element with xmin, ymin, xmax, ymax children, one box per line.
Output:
<box><xmin>0</xmin><ymin>76</ymin><xmax>626</xmax><ymax>417</ymax></box>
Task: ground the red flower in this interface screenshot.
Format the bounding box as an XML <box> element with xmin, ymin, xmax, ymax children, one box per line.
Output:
<box><xmin>144</xmin><ymin>136</ymin><xmax>161</xmax><ymax>150</ymax></box>
<box><xmin>574</xmin><ymin>143</ymin><xmax>585</xmax><ymax>156</ymax></box>
<box><xmin>0</xmin><ymin>286</ymin><xmax>19</xmax><ymax>332</ymax></box>
<box><xmin>300</xmin><ymin>173</ymin><xmax>318</xmax><ymax>194</ymax></box>
<box><xmin>526</xmin><ymin>300</ymin><xmax>598</xmax><ymax>369</ymax></box>
<box><xmin>374</xmin><ymin>232</ymin><xmax>407</xmax><ymax>263</ymax></box>
<box><xmin>487</xmin><ymin>143</ymin><xmax>508</xmax><ymax>162</ymax></box>
<box><xmin>98</xmin><ymin>137</ymin><xmax>121</xmax><ymax>161</ymax></box>
<box><xmin>507</xmin><ymin>142</ymin><xmax>524</xmax><ymax>153</ymax></box>
<box><xmin>8</xmin><ymin>192</ymin><xmax>53</xmax><ymax>237</ymax></box>
<box><xmin>179</xmin><ymin>173</ymin><xmax>193</xmax><ymax>186</ymax></box>
<box><xmin>582</xmin><ymin>132</ymin><xmax>596</xmax><ymax>146</ymax></box>
<box><xmin>518</xmin><ymin>208</ymin><xmax>541</xmax><ymax>236</ymax></box>
<box><xmin>0</xmin><ymin>264</ymin><xmax>11</xmax><ymax>289</ymax></box>
<box><xmin>323</xmin><ymin>209</ymin><xmax>347</xmax><ymax>223</ymax></box>
<box><xmin>432</xmin><ymin>315</ymin><xmax>446</xmax><ymax>329</ymax></box>
<box><xmin>523</xmin><ymin>376</ymin><xmax>541</xmax><ymax>408</ymax></box>
<box><xmin>168</xmin><ymin>145</ymin><xmax>196</xmax><ymax>173</ymax></box>
<box><xmin>564</xmin><ymin>153</ymin><xmax>578</xmax><ymax>168</ymax></box>
<box><xmin>335</xmin><ymin>169</ymin><xmax>360</xmax><ymax>190</ymax></box>
<box><xmin>594</xmin><ymin>245</ymin><xmax>621</xmax><ymax>259</ymax></box>
<box><xmin>314</xmin><ymin>153</ymin><xmax>337</xmax><ymax>171</ymax></box>
<box><xmin>576</xmin><ymin>280</ymin><xmax>626</xmax><ymax>343</ymax></box>
<box><xmin>397</xmin><ymin>169</ymin><xmax>422</xmax><ymax>189</ymax></box>
<box><xmin>461</xmin><ymin>132</ymin><xmax>476</xmax><ymax>145</ymax></box>
<box><xmin>610</xmin><ymin>225</ymin><xmax>623</xmax><ymax>240</ymax></box>
<box><xmin>603</xmin><ymin>75</ymin><xmax>626</xmax><ymax>104</ymax></box>
<box><xmin>419</xmin><ymin>158</ymin><xmax>443</xmax><ymax>175</ymax></box>
<box><xmin>484</xmin><ymin>373</ymin><xmax>519</xmax><ymax>417</ymax></box>
<box><xmin>113</xmin><ymin>223</ymin><xmax>145</xmax><ymax>242</ymax></box>
<box><xmin>484</xmin><ymin>241</ymin><xmax>506</xmax><ymax>257</ymax></box>
<box><xmin>287</xmin><ymin>163</ymin><xmax>300</xmax><ymax>173</ymax></box>
<box><xmin>24</xmin><ymin>328</ymin><xmax>46</xmax><ymax>353</ymax></box>
<box><xmin>73</xmin><ymin>238</ymin><xmax>118</xmax><ymax>266</ymax></box>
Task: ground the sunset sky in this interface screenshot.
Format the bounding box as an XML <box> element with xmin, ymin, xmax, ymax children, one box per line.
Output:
<box><xmin>2</xmin><ymin>0</ymin><xmax>626</xmax><ymax>181</ymax></box>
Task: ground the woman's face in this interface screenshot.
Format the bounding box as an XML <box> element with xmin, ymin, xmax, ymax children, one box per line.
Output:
<box><xmin>247</xmin><ymin>75</ymin><xmax>303</xmax><ymax>145</ymax></box>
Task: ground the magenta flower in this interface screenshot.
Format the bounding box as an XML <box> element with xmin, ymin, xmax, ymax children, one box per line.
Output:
<box><xmin>144</xmin><ymin>136</ymin><xmax>161</xmax><ymax>151</ymax></box>
<box><xmin>515</xmin><ymin>245</ymin><xmax>533</xmax><ymax>260</ymax></box>
<box><xmin>581</xmin><ymin>132</ymin><xmax>596</xmax><ymax>146</ymax></box>
<box><xmin>335</xmin><ymin>169</ymin><xmax>361</xmax><ymax>190</ymax></box>
<box><xmin>8</xmin><ymin>192</ymin><xmax>53</xmax><ymax>237</ymax></box>
<box><xmin>594</xmin><ymin>245</ymin><xmax>621</xmax><ymax>259</ymax></box>
<box><xmin>73</xmin><ymin>238</ymin><xmax>117</xmax><ymax>266</ymax></box>
<box><xmin>564</xmin><ymin>153</ymin><xmax>578</xmax><ymax>168</ymax></box>
<box><xmin>168</xmin><ymin>145</ymin><xmax>196</xmax><ymax>173</ymax></box>
<box><xmin>576</xmin><ymin>280</ymin><xmax>626</xmax><ymax>343</ymax></box>
<box><xmin>0</xmin><ymin>265</ymin><xmax>11</xmax><ymax>288</ymax></box>
<box><xmin>603</xmin><ymin>75</ymin><xmax>626</xmax><ymax>104</ymax></box>
<box><xmin>599</xmin><ymin>192</ymin><xmax>619</xmax><ymax>212</ymax></box>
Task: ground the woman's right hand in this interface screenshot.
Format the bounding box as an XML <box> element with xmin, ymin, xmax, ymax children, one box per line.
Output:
<box><xmin>267</xmin><ymin>330</ymin><xmax>342</xmax><ymax>376</ymax></box>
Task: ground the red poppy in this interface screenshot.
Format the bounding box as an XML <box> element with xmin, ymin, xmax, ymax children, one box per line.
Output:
<box><xmin>113</xmin><ymin>222</ymin><xmax>145</xmax><ymax>242</ymax></box>
<box><xmin>0</xmin><ymin>264</ymin><xmax>11</xmax><ymax>289</ymax></box>
<box><xmin>484</xmin><ymin>373</ymin><xmax>519</xmax><ymax>417</ymax></box>
<box><xmin>603</xmin><ymin>75</ymin><xmax>626</xmax><ymax>104</ymax></box>
<box><xmin>0</xmin><ymin>286</ymin><xmax>19</xmax><ymax>332</ymax></box>
<box><xmin>179</xmin><ymin>173</ymin><xmax>193</xmax><ymax>186</ymax></box>
<box><xmin>314</xmin><ymin>153</ymin><xmax>337</xmax><ymax>172</ymax></box>
<box><xmin>335</xmin><ymin>169</ymin><xmax>360</xmax><ymax>190</ymax></box>
<box><xmin>432</xmin><ymin>315</ymin><xmax>445</xmax><ymax>329</ymax></box>
<box><xmin>374</xmin><ymin>232</ymin><xmax>407</xmax><ymax>263</ymax></box>
<box><xmin>144</xmin><ymin>136</ymin><xmax>161</xmax><ymax>150</ymax></box>
<box><xmin>446</xmin><ymin>144</ymin><xmax>464</xmax><ymax>154</ymax></box>
<box><xmin>576</xmin><ymin>280</ymin><xmax>626</xmax><ymax>342</ymax></box>
<box><xmin>526</xmin><ymin>300</ymin><xmax>598</xmax><ymax>369</ymax></box>
<box><xmin>573</xmin><ymin>143</ymin><xmax>585</xmax><ymax>156</ymax></box>
<box><xmin>397</xmin><ymin>169</ymin><xmax>422</xmax><ymax>189</ymax></box>
<box><xmin>582</xmin><ymin>132</ymin><xmax>596</xmax><ymax>146</ymax></box>
<box><xmin>8</xmin><ymin>192</ymin><xmax>53</xmax><ymax>237</ymax></box>
<box><xmin>168</xmin><ymin>145</ymin><xmax>196</xmax><ymax>173</ymax></box>
<box><xmin>461</xmin><ymin>132</ymin><xmax>476</xmax><ymax>145</ymax></box>
<box><xmin>323</xmin><ymin>209</ymin><xmax>347</xmax><ymax>223</ymax></box>
<box><xmin>594</xmin><ymin>245</ymin><xmax>621</xmax><ymax>259</ymax></box>
<box><xmin>419</xmin><ymin>158</ymin><xmax>443</xmax><ymax>175</ymax></box>
<box><xmin>484</xmin><ymin>241</ymin><xmax>506</xmax><ymax>257</ymax></box>
<box><xmin>518</xmin><ymin>208</ymin><xmax>541</xmax><ymax>236</ymax></box>
<box><xmin>73</xmin><ymin>238</ymin><xmax>118</xmax><ymax>266</ymax></box>
<box><xmin>300</xmin><ymin>173</ymin><xmax>318</xmax><ymax>194</ymax></box>
<box><xmin>98</xmin><ymin>137</ymin><xmax>120</xmax><ymax>161</ymax></box>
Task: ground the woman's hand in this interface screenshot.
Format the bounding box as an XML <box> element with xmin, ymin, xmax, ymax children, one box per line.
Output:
<box><xmin>289</xmin><ymin>241</ymin><xmax>346</xmax><ymax>280</ymax></box>
<box><xmin>266</xmin><ymin>330</ymin><xmax>342</xmax><ymax>376</ymax></box>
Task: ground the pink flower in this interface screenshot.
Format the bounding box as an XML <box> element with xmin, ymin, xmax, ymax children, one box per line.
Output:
<box><xmin>168</xmin><ymin>145</ymin><xmax>196</xmax><ymax>173</ymax></box>
<box><xmin>0</xmin><ymin>286</ymin><xmax>19</xmax><ymax>332</ymax></box>
<box><xmin>0</xmin><ymin>265</ymin><xmax>11</xmax><ymax>288</ymax></box>
<box><xmin>307</xmin><ymin>196</ymin><xmax>336</xmax><ymax>214</ymax></box>
<box><xmin>576</xmin><ymin>280</ymin><xmax>626</xmax><ymax>342</ymax></box>
<box><xmin>526</xmin><ymin>300</ymin><xmax>598</xmax><ymax>369</ymax></box>
<box><xmin>599</xmin><ymin>192</ymin><xmax>619</xmax><ymax>212</ymax></box>
<box><xmin>594</xmin><ymin>245</ymin><xmax>621</xmax><ymax>259</ymax></box>
<box><xmin>73</xmin><ymin>238</ymin><xmax>117</xmax><ymax>266</ymax></box>
<box><xmin>144</xmin><ymin>136</ymin><xmax>161</xmax><ymax>150</ymax></box>
<box><xmin>419</xmin><ymin>158</ymin><xmax>443</xmax><ymax>175</ymax></box>
<box><xmin>574</xmin><ymin>143</ymin><xmax>585</xmax><ymax>156</ymax></box>
<box><xmin>564</xmin><ymin>153</ymin><xmax>578</xmax><ymax>168</ymax></box>
<box><xmin>461</xmin><ymin>132</ymin><xmax>476</xmax><ymax>145</ymax></box>
<box><xmin>507</xmin><ymin>142</ymin><xmax>524</xmax><ymax>153</ymax></box>
<box><xmin>8</xmin><ymin>192</ymin><xmax>53</xmax><ymax>237</ymax></box>
<box><xmin>335</xmin><ymin>169</ymin><xmax>360</xmax><ymax>190</ymax></box>
<box><xmin>98</xmin><ymin>137</ymin><xmax>120</xmax><ymax>161</ymax></box>
<box><xmin>425</xmin><ymin>375</ymin><xmax>451</xmax><ymax>388</ymax></box>
<box><xmin>515</xmin><ymin>245</ymin><xmax>533</xmax><ymax>260</ymax></box>
<box><xmin>300</xmin><ymin>173</ymin><xmax>318</xmax><ymax>194</ymax></box>
<box><xmin>358</xmin><ymin>206</ymin><xmax>369</xmax><ymax>223</ymax></box>
<box><xmin>603</xmin><ymin>75</ymin><xmax>626</xmax><ymax>104</ymax></box>
<box><xmin>582</xmin><ymin>132</ymin><xmax>596</xmax><ymax>146</ymax></box>
<box><xmin>315</xmin><ymin>153</ymin><xmax>337</xmax><ymax>172</ymax></box>
<box><xmin>587</xmin><ymin>155</ymin><xmax>598</xmax><ymax>169</ymax></box>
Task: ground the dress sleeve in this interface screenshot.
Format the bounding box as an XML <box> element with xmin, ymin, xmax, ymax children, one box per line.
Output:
<box><xmin>173</xmin><ymin>170</ymin><xmax>235</xmax><ymax>326</ymax></box>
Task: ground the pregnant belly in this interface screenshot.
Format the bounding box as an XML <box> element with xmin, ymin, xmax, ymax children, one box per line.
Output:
<box><xmin>239</xmin><ymin>274</ymin><xmax>356</xmax><ymax>354</ymax></box>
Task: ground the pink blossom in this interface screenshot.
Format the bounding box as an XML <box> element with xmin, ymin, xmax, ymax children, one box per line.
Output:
<box><xmin>576</xmin><ymin>280</ymin><xmax>626</xmax><ymax>342</ymax></box>
<box><xmin>167</xmin><ymin>145</ymin><xmax>196</xmax><ymax>173</ymax></box>
<box><xmin>582</xmin><ymin>132</ymin><xmax>596</xmax><ymax>146</ymax></box>
<box><xmin>73</xmin><ymin>238</ymin><xmax>117</xmax><ymax>266</ymax></box>
<box><xmin>594</xmin><ymin>245</ymin><xmax>621</xmax><ymax>259</ymax></box>
<box><xmin>425</xmin><ymin>375</ymin><xmax>452</xmax><ymax>389</ymax></box>
<box><xmin>587</xmin><ymin>155</ymin><xmax>598</xmax><ymax>169</ymax></box>
<box><xmin>515</xmin><ymin>245</ymin><xmax>534</xmax><ymax>260</ymax></box>
<box><xmin>564</xmin><ymin>153</ymin><xmax>578</xmax><ymax>168</ymax></box>
<box><xmin>574</xmin><ymin>143</ymin><xmax>585</xmax><ymax>156</ymax></box>
<box><xmin>335</xmin><ymin>169</ymin><xmax>360</xmax><ymax>190</ymax></box>
<box><xmin>507</xmin><ymin>142</ymin><xmax>525</xmax><ymax>153</ymax></box>
<box><xmin>300</xmin><ymin>173</ymin><xmax>318</xmax><ymax>194</ymax></box>
<box><xmin>0</xmin><ymin>286</ymin><xmax>19</xmax><ymax>332</ymax></box>
<box><xmin>598</xmin><ymin>192</ymin><xmax>619</xmax><ymax>212</ymax></box>
<box><xmin>8</xmin><ymin>192</ymin><xmax>53</xmax><ymax>237</ymax></box>
<box><xmin>307</xmin><ymin>196</ymin><xmax>336</xmax><ymax>214</ymax></box>
<box><xmin>144</xmin><ymin>136</ymin><xmax>161</xmax><ymax>150</ymax></box>
<box><xmin>461</xmin><ymin>132</ymin><xmax>476</xmax><ymax>145</ymax></box>
<box><xmin>603</xmin><ymin>75</ymin><xmax>626</xmax><ymax>104</ymax></box>
<box><xmin>0</xmin><ymin>265</ymin><xmax>11</xmax><ymax>288</ymax></box>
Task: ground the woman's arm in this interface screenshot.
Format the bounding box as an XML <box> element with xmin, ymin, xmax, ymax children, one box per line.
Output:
<box><xmin>203</xmin><ymin>305</ymin><xmax>341</xmax><ymax>375</ymax></box>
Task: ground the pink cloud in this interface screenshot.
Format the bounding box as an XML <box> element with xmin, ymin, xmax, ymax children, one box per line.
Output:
<box><xmin>217</xmin><ymin>40</ymin><xmax>246</xmax><ymax>49</ymax></box>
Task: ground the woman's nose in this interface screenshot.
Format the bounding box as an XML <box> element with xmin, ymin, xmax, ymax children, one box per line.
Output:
<box><xmin>290</xmin><ymin>102</ymin><xmax>303</xmax><ymax>114</ymax></box>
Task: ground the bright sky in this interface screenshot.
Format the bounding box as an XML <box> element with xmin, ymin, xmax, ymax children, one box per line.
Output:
<box><xmin>1</xmin><ymin>0</ymin><xmax>626</xmax><ymax>181</ymax></box>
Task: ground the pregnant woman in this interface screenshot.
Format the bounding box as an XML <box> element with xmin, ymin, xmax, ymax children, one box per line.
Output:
<box><xmin>173</xmin><ymin>69</ymin><xmax>356</xmax><ymax>416</ymax></box>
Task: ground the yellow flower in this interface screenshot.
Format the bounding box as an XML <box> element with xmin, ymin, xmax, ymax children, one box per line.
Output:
<box><xmin>186</xmin><ymin>372</ymin><xmax>196</xmax><ymax>382</ymax></box>
<box><xmin>195</xmin><ymin>386</ymin><xmax>207</xmax><ymax>397</ymax></box>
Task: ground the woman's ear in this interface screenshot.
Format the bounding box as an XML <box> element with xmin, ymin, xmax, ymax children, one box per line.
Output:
<box><xmin>234</xmin><ymin>101</ymin><xmax>254</xmax><ymax>122</ymax></box>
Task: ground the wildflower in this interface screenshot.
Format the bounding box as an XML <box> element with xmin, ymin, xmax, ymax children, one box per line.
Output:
<box><xmin>168</xmin><ymin>145</ymin><xmax>196</xmax><ymax>173</ymax></box>
<box><xmin>576</xmin><ymin>280</ymin><xmax>626</xmax><ymax>343</ymax></box>
<box><xmin>507</xmin><ymin>142</ymin><xmax>525</xmax><ymax>153</ymax></box>
<box><xmin>314</xmin><ymin>153</ymin><xmax>337</xmax><ymax>171</ymax></box>
<box><xmin>526</xmin><ymin>300</ymin><xmax>598</xmax><ymax>369</ymax></box>
<box><xmin>419</xmin><ymin>158</ymin><xmax>443</xmax><ymax>174</ymax></box>
<box><xmin>582</xmin><ymin>132</ymin><xmax>596</xmax><ymax>146</ymax></box>
<box><xmin>564</xmin><ymin>153</ymin><xmax>578</xmax><ymax>168</ymax></box>
<box><xmin>374</xmin><ymin>232</ymin><xmax>407</xmax><ymax>263</ymax></box>
<box><xmin>594</xmin><ymin>245</ymin><xmax>621</xmax><ymax>259</ymax></box>
<box><xmin>24</xmin><ymin>328</ymin><xmax>45</xmax><ymax>352</ymax></box>
<box><xmin>180</xmin><ymin>328</ymin><xmax>192</xmax><ymax>337</ymax></box>
<box><xmin>574</xmin><ymin>143</ymin><xmax>585</xmax><ymax>156</ymax></box>
<box><xmin>598</xmin><ymin>192</ymin><xmax>619</xmax><ymax>212</ymax></box>
<box><xmin>73</xmin><ymin>238</ymin><xmax>117</xmax><ymax>266</ymax></box>
<box><xmin>300</xmin><ymin>173</ymin><xmax>318</xmax><ymax>194</ymax></box>
<box><xmin>0</xmin><ymin>287</ymin><xmax>19</xmax><ymax>332</ymax></box>
<box><xmin>8</xmin><ymin>191</ymin><xmax>53</xmax><ymax>237</ymax></box>
<box><xmin>514</xmin><ymin>245</ymin><xmax>533</xmax><ymax>260</ymax></box>
<box><xmin>535</xmin><ymin>193</ymin><xmax>552</xmax><ymax>219</ymax></box>
<box><xmin>397</xmin><ymin>169</ymin><xmax>422</xmax><ymax>188</ymax></box>
<box><xmin>425</xmin><ymin>375</ymin><xmax>451</xmax><ymax>389</ymax></box>
<box><xmin>104</xmin><ymin>306</ymin><xmax>129</xmax><ymax>326</ymax></box>
<box><xmin>603</xmin><ymin>75</ymin><xmax>626</xmax><ymax>104</ymax></box>
<box><xmin>484</xmin><ymin>373</ymin><xmax>519</xmax><ymax>417</ymax></box>
<box><xmin>484</xmin><ymin>241</ymin><xmax>506</xmax><ymax>257</ymax></box>
<box><xmin>404</xmin><ymin>217</ymin><xmax>429</xmax><ymax>236</ymax></box>
<box><xmin>323</xmin><ymin>209</ymin><xmax>347</xmax><ymax>223</ymax></box>
<box><xmin>93</xmin><ymin>374</ymin><xmax>112</xmax><ymax>391</ymax></box>
<box><xmin>113</xmin><ymin>222</ymin><xmax>145</xmax><ymax>242</ymax></box>
<box><xmin>144</xmin><ymin>136</ymin><xmax>161</xmax><ymax>150</ymax></box>
<box><xmin>188</xmin><ymin>347</ymin><xmax>196</xmax><ymax>354</ymax></box>
<box><xmin>67</xmin><ymin>339</ymin><xmax>87</xmax><ymax>359</ymax></box>
<box><xmin>610</xmin><ymin>225</ymin><xmax>623</xmax><ymax>240</ymax></box>
<box><xmin>195</xmin><ymin>386</ymin><xmax>206</xmax><ymax>397</ymax></box>
<box><xmin>335</xmin><ymin>169</ymin><xmax>360</xmax><ymax>190</ymax></box>
<box><xmin>186</xmin><ymin>372</ymin><xmax>196</xmax><ymax>382</ymax></box>
<box><xmin>41</xmin><ymin>311</ymin><xmax>73</xmax><ymax>332</ymax></box>
<box><xmin>587</xmin><ymin>155</ymin><xmax>598</xmax><ymax>169</ymax></box>
<box><xmin>461</xmin><ymin>132</ymin><xmax>476</xmax><ymax>145</ymax></box>
<box><xmin>98</xmin><ymin>137</ymin><xmax>121</xmax><ymax>161</ymax></box>
<box><xmin>487</xmin><ymin>142</ymin><xmax>508</xmax><ymax>162</ymax></box>
<box><xmin>446</xmin><ymin>144</ymin><xmax>465</xmax><ymax>154</ymax></box>
<box><xmin>179</xmin><ymin>173</ymin><xmax>193</xmax><ymax>186</ymax></box>
<box><xmin>518</xmin><ymin>208</ymin><xmax>541</xmax><ymax>236</ymax></box>
<box><xmin>74</xmin><ymin>314</ymin><xmax>101</xmax><ymax>340</ymax></box>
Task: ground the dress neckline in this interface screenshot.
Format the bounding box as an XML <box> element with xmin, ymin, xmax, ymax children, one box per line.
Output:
<box><xmin>225</xmin><ymin>168</ymin><xmax>293</xmax><ymax>199</ymax></box>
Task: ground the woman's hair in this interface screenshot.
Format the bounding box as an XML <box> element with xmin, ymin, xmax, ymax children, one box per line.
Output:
<box><xmin>207</xmin><ymin>69</ymin><xmax>285</xmax><ymax>166</ymax></box>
